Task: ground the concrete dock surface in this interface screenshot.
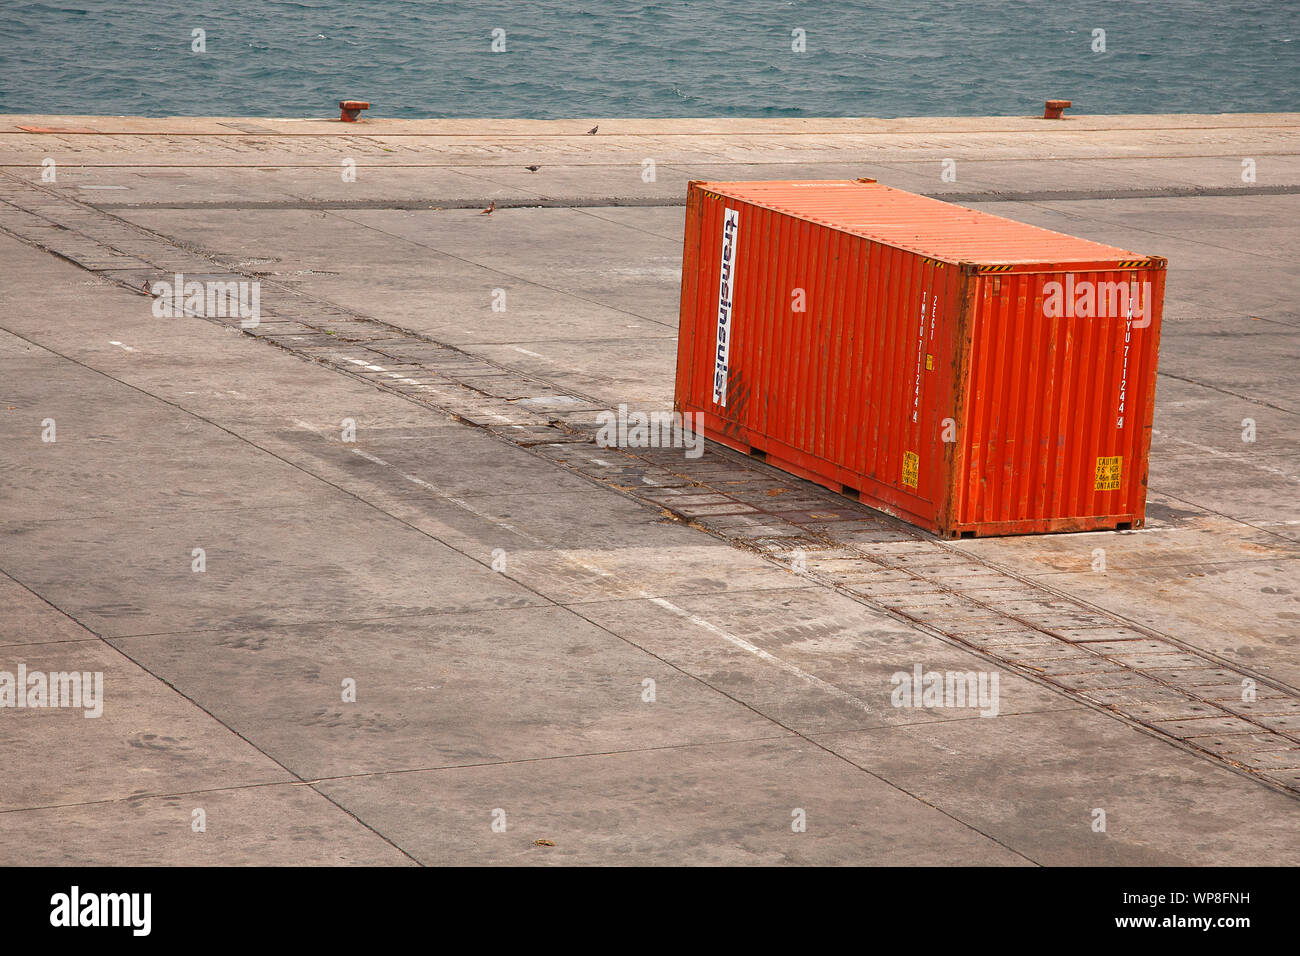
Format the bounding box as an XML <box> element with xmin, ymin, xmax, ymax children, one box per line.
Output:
<box><xmin>0</xmin><ymin>112</ymin><xmax>1297</xmax><ymax>865</ymax></box>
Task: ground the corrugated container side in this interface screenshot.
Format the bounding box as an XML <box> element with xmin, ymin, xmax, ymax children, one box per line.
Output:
<box><xmin>957</xmin><ymin>266</ymin><xmax>1164</xmax><ymax>532</ymax></box>
<box><xmin>676</xmin><ymin>186</ymin><xmax>966</xmax><ymax>529</ymax></box>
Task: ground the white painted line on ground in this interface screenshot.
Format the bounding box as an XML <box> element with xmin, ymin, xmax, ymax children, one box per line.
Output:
<box><xmin>291</xmin><ymin>417</ymin><xmax>874</xmax><ymax>714</ymax></box>
<box><xmin>347</xmin><ymin>446</ymin><xmax>547</xmax><ymax>545</ymax></box>
<box><xmin>1153</xmin><ymin>429</ymin><xmax>1299</xmax><ymax>482</ymax></box>
<box><xmin>292</xmin><ymin>417</ymin><xmax>545</xmax><ymax>546</ymax></box>
<box><xmin>647</xmin><ymin>596</ymin><xmax>875</xmax><ymax>713</ymax></box>
<box><xmin>513</xmin><ymin>347</ymin><xmax>544</xmax><ymax>358</ymax></box>
<box><xmin>561</xmin><ymin>551</ymin><xmax>873</xmax><ymax>714</ymax></box>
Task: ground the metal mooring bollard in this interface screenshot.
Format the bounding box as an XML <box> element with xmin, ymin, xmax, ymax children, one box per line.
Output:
<box><xmin>339</xmin><ymin>100</ymin><xmax>370</xmax><ymax>122</ymax></box>
<box><xmin>1043</xmin><ymin>99</ymin><xmax>1072</xmax><ymax>119</ymax></box>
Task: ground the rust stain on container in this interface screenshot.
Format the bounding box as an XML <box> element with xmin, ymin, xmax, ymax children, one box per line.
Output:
<box><xmin>674</xmin><ymin>179</ymin><xmax>1167</xmax><ymax>537</ymax></box>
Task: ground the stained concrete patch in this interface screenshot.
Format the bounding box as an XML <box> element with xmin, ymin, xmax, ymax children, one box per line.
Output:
<box><xmin>0</xmin><ymin>496</ymin><xmax>545</xmax><ymax>639</ymax></box>
<box><xmin>0</xmin><ymin>783</ymin><xmax>414</xmax><ymax>866</ymax></box>
<box><xmin>381</xmin><ymin>488</ymin><xmax>701</xmax><ymax>552</ymax></box>
<box><xmin>314</xmin><ymin>737</ymin><xmax>1032</xmax><ymax>866</ymax></box>
<box><xmin>0</xmin><ymin>427</ymin><xmax>329</xmax><ymax>524</ymax></box>
<box><xmin>110</xmin><ymin>606</ymin><xmax>787</xmax><ymax>779</ymax></box>
<box><xmin>0</xmin><ymin>639</ymin><xmax>292</xmax><ymax>812</ymax></box>
<box><xmin>0</xmin><ymin>573</ymin><xmax>93</xmax><ymax>646</ymax></box>
<box><xmin>813</xmin><ymin>709</ymin><xmax>1300</xmax><ymax>866</ymax></box>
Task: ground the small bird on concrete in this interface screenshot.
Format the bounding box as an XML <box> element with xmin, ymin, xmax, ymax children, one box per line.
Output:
<box><xmin>586</xmin><ymin>125</ymin><xmax>598</xmax><ymax>135</ymax></box>
<box><xmin>480</xmin><ymin>201</ymin><xmax>496</xmax><ymax>215</ymax></box>
<box><xmin>525</xmin><ymin>165</ymin><xmax>540</xmax><ymax>172</ymax></box>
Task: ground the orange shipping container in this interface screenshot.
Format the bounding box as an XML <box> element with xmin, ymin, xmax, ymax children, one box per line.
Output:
<box><xmin>674</xmin><ymin>180</ymin><xmax>1167</xmax><ymax>537</ymax></box>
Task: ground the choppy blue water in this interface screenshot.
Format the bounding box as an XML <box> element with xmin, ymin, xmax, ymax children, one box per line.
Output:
<box><xmin>2</xmin><ymin>0</ymin><xmax>1296</xmax><ymax>118</ymax></box>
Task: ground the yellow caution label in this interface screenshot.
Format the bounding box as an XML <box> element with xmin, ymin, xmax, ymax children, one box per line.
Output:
<box><xmin>925</xmin><ymin>353</ymin><xmax>934</xmax><ymax>371</ymax></box>
<box><xmin>902</xmin><ymin>451</ymin><xmax>919</xmax><ymax>489</ymax></box>
<box><xmin>1095</xmin><ymin>456</ymin><xmax>1122</xmax><ymax>491</ymax></box>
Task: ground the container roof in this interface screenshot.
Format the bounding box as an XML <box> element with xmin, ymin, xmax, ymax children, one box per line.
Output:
<box><xmin>699</xmin><ymin>180</ymin><xmax>1152</xmax><ymax>266</ymax></box>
